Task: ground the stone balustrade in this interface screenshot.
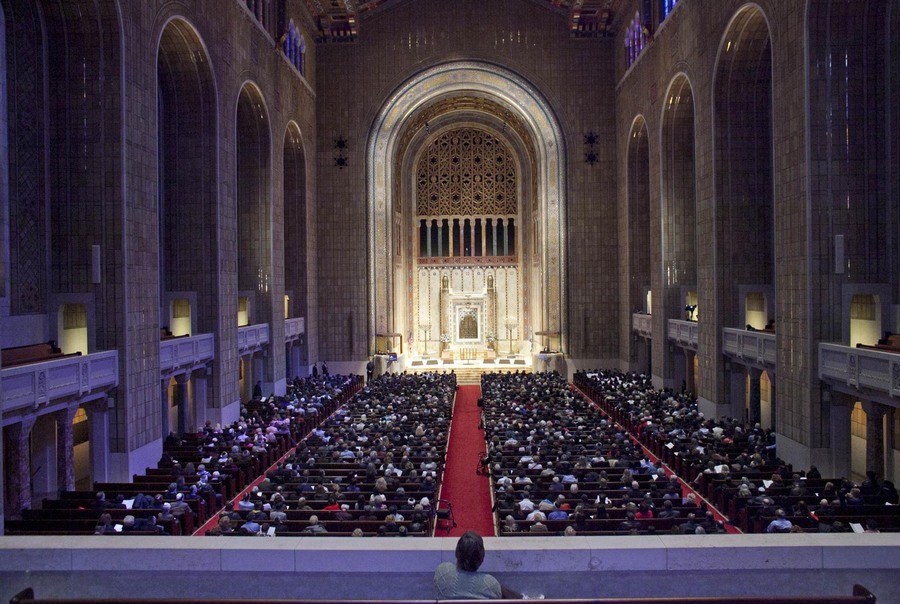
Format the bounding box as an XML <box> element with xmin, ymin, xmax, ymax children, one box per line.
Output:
<box><xmin>285</xmin><ymin>317</ymin><xmax>305</xmax><ymax>341</ymax></box>
<box><xmin>632</xmin><ymin>313</ymin><xmax>652</xmax><ymax>338</ymax></box>
<box><xmin>723</xmin><ymin>327</ymin><xmax>776</xmax><ymax>369</ymax></box>
<box><xmin>819</xmin><ymin>342</ymin><xmax>900</xmax><ymax>399</ymax></box>
<box><xmin>159</xmin><ymin>333</ymin><xmax>214</xmax><ymax>377</ymax></box>
<box><xmin>237</xmin><ymin>323</ymin><xmax>270</xmax><ymax>356</ymax></box>
<box><xmin>0</xmin><ymin>535</ymin><xmax>897</xmax><ymax>602</ymax></box>
<box><xmin>1</xmin><ymin>351</ymin><xmax>118</xmax><ymax>419</ymax></box>
<box><xmin>667</xmin><ymin>319</ymin><xmax>698</xmax><ymax>350</ymax></box>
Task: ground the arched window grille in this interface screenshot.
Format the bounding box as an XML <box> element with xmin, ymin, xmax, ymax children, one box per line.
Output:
<box><xmin>625</xmin><ymin>11</ymin><xmax>647</xmax><ymax>67</ymax></box>
<box><xmin>659</xmin><ymin>0</ymin><xmax>679</xmax><ymax>22</ymax></box>
<box><xmin>283</xmin><ymin>19</ymin><xmax>306</xmax><ymax>75</ymax></box>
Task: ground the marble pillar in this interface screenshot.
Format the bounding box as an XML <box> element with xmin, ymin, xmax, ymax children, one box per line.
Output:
<box><xmin>56</xmin><ymin>405</ymin><xmax>80</xmax><ymax>493</ymax></box>
<box><xmin>87</xmin><ymin>399</ymin><xmax>111</xmax><ymax>484</ymax></box>
<box><xmin>748</xmin><ymin>368</ymin><xmax>762</xmax><ymax>426</ymax></box>
<box><xmin>829</xmin><ymin>391</ymin><xmax>853</xmax><ymax>479</ymax></box>
<box><xmin>240</xmin><ymin>355</ymin><xmax>251</xmax><ymax>403</ymax></box>
<box><xmin>4</xmin><ymin>417</ymin><xmax>36</xmax><ymax>518</ymax></box>
<box><xmin>161</xmin><ymin>379</ymin><xmax>171</xmax><ymax>440</ymax></box>
<box><xmin>31</xmin><ymin>413</ymin><xmax>58</xmax><ymax>503</ymax></box>
<box><xmin>0</xmin><ymin>413</ymin><xmax>4</xmax><ymax>525</ymax></box>
<box><xmin>728</xmin><ymin>362</ymin><xmax>747</xmax><ymax>422</ymax></box>
<box><xmin>192</xmin><ymin>368</ymin><xmax>209</xmax><ymax>432</ymax></box>
<box><xmin>861</xmin><ymin>400</ymin><xmax>887</xmax><ymax>479</ymax></box>
<box><xmin>685</xmin><ymin>350</ymin><xmax>697</xmax><ymax>395</ymax></box>
<box><xmin>175</xmin><ymin>373</ymin><xmax>190</xmax><ymax>435</ymax></box>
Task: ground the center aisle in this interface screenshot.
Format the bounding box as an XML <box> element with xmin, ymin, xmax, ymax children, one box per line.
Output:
<box><xmin>437</xmin><ymin>384</ymin><xmax>495</xmax><ymax>537</ymax></box>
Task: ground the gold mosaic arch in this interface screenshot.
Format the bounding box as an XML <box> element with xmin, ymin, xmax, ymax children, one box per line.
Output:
<box><xmin>415</xmin><ymin>128</ymin><xmax>518</xmax><ymax>217</ymax></box>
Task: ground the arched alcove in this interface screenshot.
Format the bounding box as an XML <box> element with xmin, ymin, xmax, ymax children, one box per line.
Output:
<box><xmin>627</xmin><ymin>116</ymin><xmax>651</xmax><ymax>373</ymax></box>
<box><xmin>236</xmin><ymin>83</ymin><xmax>273</xmax><ymax>327</ymax></box>
<box><xmin>367</xmin><ymin>61</ymin><xmax>566</xmax><ymax>356</ymax></box>
<box><xmin>713</xmin><ymin>5</ymin><xmax>774</xmax><ymax>330</ymax></box>
<box><xmin>283</xmin><ymin>122</ymin><xmax>308</xmax><ymax>369</ymax></box>
<box><xmin>661</xmin><ymin>74</ymin><xmax>697</xmax><ymax>322</ymax></box>
<box><xmin>157</xmin><ymin>18</ymin><xmax>217</xmax><ymax>334</ymax></box>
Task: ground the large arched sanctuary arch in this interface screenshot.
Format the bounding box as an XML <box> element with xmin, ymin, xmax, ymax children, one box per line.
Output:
<box><xmin>367</xmin><ymin>61</ymin><xmax>566</xmax><ymax>356</ymax></box>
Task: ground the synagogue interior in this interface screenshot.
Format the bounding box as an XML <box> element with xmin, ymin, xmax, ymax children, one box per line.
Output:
<box><xmin>1</xmin><ymin>0</ymin><xmax>900</xmax><ymax>601</ymax></box>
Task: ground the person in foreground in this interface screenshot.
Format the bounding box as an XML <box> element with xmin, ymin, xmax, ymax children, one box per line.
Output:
<box><xmin>434</xmin><ymin>531</ymin><xmax>531</xmax><ymax>599</ymax></box>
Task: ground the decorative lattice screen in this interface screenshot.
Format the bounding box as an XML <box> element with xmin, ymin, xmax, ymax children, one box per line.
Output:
<box><xmin>416</xmin><ymin>128</ymin><xmax>517</xmax><ymax>217</ymax></box>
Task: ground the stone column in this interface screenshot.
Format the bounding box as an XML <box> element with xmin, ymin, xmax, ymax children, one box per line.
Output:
<box><xmin>885</xmin><ymin>406</ymin><xmax>896</xmax><ymax>482</ymax></box>
<box><xmin>291</xmin><ymin>345</ymin><xmax>302</xmax><ymax>381</ymax></box>
<box><xmin>253</xmin><ymin>353</ymin><xmax>266</xmax><ymax>395</ymax></box>
<box><xmin>240</xmin><ymin>355</ymin><xmax>251</xmax><ymax>402</ymax></box>
<box><xmin>174</xmin><ymin>373</ymin><xmax>190</xmax><ymax>435</ymax></box>
<box><xmin>0</xmin><ymin>411</ymin><xmax>4</xmax><ymax>525</ymax></box>
<box><xmin>748</xmin><ymin>368</ymin><xmax>762</xmax><ymax>426</ymax></box>
<box><xmin>31</xmin><ymin>413</ymin><xmax>58</xmax><ymax>503</ymax></box>
<box><xmin>192</xmin><ymin>368</ymin><xmax>209</xmax><ymax>432</ymax></box>
<box><xmin>161</xmin><ymin>378</ymin><xmax>171</xmax><ymax>440</ymax></box>
<box><xmin>87</xmin><ymin>398</ymin><xmax>111</xmax><ymax>484</ymax></box>
<box><xmin>670</xmin><ymin>345</ymin><xmax>686</xmax><ymax>397</ymax></box>
<box><xmin>829</xmin><ymin>391</ymin><xmax>854</xmax><ymax>479</ymax></box>
<box><xmin>56</xmin><ymin>405</ymin><xmax>80</xmax><ymax>492</ymax></box>
<box><xmin>449</xmin><ymin>219</ymin><xmax>456</xmax><ymax>258</ymax></box>
<box><xmin>4</xmin><ymin>417</ymin><xmax>36</xmax><ymax>518</ymax></box>
<box><xmin>861</xmin><ymin>400</ymin><xmax>887</xmax><ymax>479</ymax></box>
<box><xmin>684</xmin><ymin>350</ymin><xmax>697</xmax><ymax>395</ymax></box>
<box><xmin>480</xmin><ymin>218</ymin><xmax>486</xmax><ymax>256</ymax></box>
<box><xmin>728</xmin><ymin>362</ymin><xmax>746</xmax><ymax>422</ymax></box>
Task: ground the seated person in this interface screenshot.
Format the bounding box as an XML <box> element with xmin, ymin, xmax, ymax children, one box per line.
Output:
<box><xmin>766</xmin><ymin>509</ymin><xmax>793</xmax><ymax>533</ymax></box>
<box><xmin>434</xmin><ymin>531</ymin><xmax>524</xmax><ymax>599</ymax></box>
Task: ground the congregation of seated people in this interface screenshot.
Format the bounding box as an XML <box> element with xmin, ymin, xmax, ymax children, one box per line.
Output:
<box><xmin>574</xmin><ymin>369</ymin><xmax>900</xmax><ymax>534</ymax></box>
<box><xmin>480</xmin><ymin>370</ymin><xmax>722</xmax><ymax>536</ymax></box>
<box><xmin>206</xmin><ymin>371</ymin><xmax>457</xmax><ymax>537</ymax></box>
<box><xmin>5</xmin><ymin>374</ymin><xmax>362</xmax><ymax>537</ymax></box>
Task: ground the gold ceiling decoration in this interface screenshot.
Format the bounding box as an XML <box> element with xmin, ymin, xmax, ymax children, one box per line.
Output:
<box><xmin>303</xmin><ymin>0</ymin><xmax>622</xmax><ymax>42</ymax></box>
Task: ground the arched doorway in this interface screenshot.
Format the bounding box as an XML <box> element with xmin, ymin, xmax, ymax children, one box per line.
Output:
<box><xmin>367</xmin><ymin>62</ymin><xmax>566</xmax><ymax>363</ymax></box>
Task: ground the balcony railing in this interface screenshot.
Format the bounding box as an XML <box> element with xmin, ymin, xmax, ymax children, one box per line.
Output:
<box><xmin>723</xmin><ymin>328</ymin><xmax>776</xmax><ymax>368</ymax></box>
<box><xmin>238</xmin><ymin>323</ymin><xmax>270</xmax><ymax>355</ymax></box>
<box><xmin>632</xmin><ymin>313</ymin><xmax>652</xmax><ymax>338</ymax></box>
<box><xmin>819</xmin><ymin>343</ymin><xmax>900</xmax><ymax>398</ymax></box>
<box><xmin>160</xmin><ymin>334</ymin><xmax>215</xmax><ymax>376</ymax></box>
<box><xmin>667</xmin><ymin>319</ymin><xmax>699</xmax><ymax>350</ymax></box>
<box><xmin>285</xmin><ymin>317</ymin><xmax>305</xmax><ymax>341</ymax></box>
<box><xmin>2</xmin><ymin>350</ymin><xmax>118</xmax><ymax>416</ymax></box>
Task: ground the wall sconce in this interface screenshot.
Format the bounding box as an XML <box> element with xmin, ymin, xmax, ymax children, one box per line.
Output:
<box><xmin>333</xmin><ymin>136</ymin><xmax>348</xmax><ymax>169</ymax></box>
<box><xmin>584</xmin><ymin>132</ymin><xmax>599</xmax><ymax>165</ymax></box>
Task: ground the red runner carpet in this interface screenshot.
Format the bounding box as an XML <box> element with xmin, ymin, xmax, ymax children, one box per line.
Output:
<box><xmin>437</xmin><ymin>384</ymin><xmax>495</xmax><ymax>537</ymax></box>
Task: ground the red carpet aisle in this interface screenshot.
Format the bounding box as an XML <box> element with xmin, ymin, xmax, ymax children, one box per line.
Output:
<box><xmin>437</xmin><ymin>385</ymin><xmax>495</xmax><ymax>537</ymax></box>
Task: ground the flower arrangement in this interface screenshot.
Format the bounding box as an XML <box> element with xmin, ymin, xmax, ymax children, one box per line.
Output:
<box><xmin>439</xmin><ymin>333</ymin><xmax>451</xmax><ymax>343</ymax></box>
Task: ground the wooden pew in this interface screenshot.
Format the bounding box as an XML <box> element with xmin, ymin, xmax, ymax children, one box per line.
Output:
<box><xmin>1</xmin><ymin>341</ymin><xmax>81</xmax><ymax>368</ymax></box>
